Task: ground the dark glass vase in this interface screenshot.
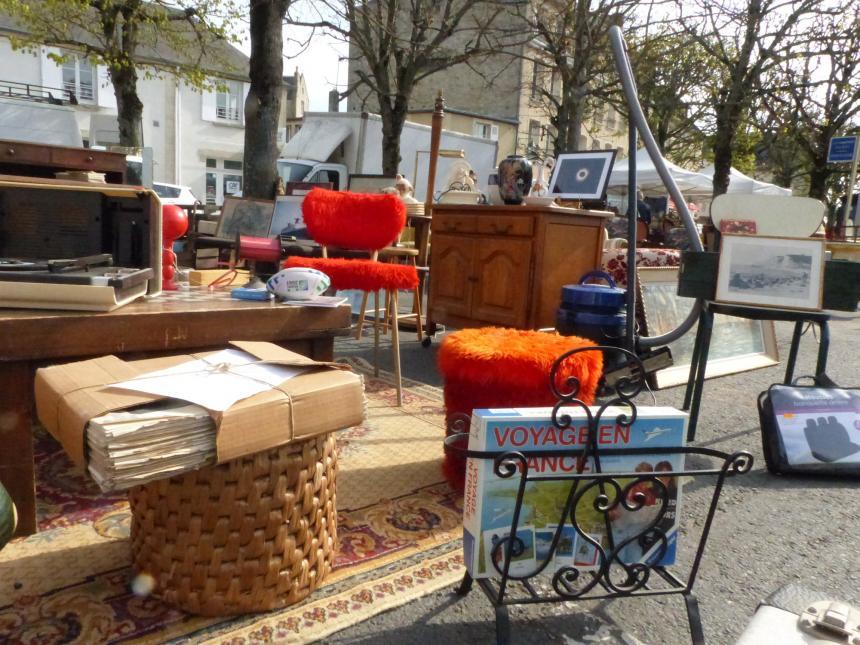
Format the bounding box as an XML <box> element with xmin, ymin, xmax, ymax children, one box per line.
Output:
<box><xmin>497</xmin><ymin>155</ymin><xmax>533</xmax><ymax>205</ymax></box>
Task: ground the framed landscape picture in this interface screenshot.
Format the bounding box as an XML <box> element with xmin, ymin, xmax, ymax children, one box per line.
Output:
<box><xmin>716</xmin><ymin>234</ymin><xmax>825</xmax><ymax>311</ymax></box>
<box><xmin>269</xmin><ymin>195</ymin><xmax>309</xmax><ymax>238</ymax></box>
<box><xmin>638</xmin><ymin>267</ymin><xmax>779</xmax><ymax>389</ymax></box>
<box><xmin>215</xmin><ymin>196</ymin><xmax>274</xmax><ymax>238</ymax></box>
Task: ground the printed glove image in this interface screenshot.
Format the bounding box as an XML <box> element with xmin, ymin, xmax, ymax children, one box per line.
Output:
<box><xmin>803</xmin><ymin>416</ymin><xmax>860</xmax><ymax>463</ymax></box>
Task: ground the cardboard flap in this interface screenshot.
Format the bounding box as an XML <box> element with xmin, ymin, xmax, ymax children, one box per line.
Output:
<box><xmin>34</xmin><ymin>356</ymin><xmax>164</xmax><ymax>467</ymax></box>
<box><xmin>230</xmin><ymin>340</ymin><xmax>350</xmax><ymax>370</ymax></box>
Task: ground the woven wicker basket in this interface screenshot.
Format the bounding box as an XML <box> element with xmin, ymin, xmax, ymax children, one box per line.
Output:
<box><xmin>128</xmin><ymin>433</ymin><xmax>337</xmax><ymax>616</ymax></box>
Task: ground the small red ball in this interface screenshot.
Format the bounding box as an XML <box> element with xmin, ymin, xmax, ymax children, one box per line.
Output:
<box><xmin>162</xmin><ymin>204</ymin><xmax>188</xmax><ymax>241</ymax></box>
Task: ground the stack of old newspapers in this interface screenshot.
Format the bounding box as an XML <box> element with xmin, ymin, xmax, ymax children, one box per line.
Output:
<box><xmin>86</xmin><ymin>400</ymin><xmax>217</xmax><ymax>491</ymax></box>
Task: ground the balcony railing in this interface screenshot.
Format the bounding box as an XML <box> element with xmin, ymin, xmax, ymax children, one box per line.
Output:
<box><xmin>0</xmin><ymin>80</ymin><xmax>78</xmax><ymax>105</ymax></box>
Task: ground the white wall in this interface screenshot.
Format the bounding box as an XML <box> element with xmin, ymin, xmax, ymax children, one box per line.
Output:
<box><xmin>179</xmin><ymin>83</ymin><xmax>246</xmax><ymax>202</ymax></box>
<box><xmin>0</xmin><ymin>34</ymin><xmax>250</xmax><ymax>197</ymax></box>
<box><xmin>0</xmin><ymin>39</ymin><xmax>41</xmax><ymax>84</ymax></box>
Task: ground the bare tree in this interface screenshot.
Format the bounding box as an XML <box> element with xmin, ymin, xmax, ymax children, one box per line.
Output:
<box><xmin>763</xmin><ymin>4</ymin><xmax>860</xmax><ymax>201</ymax></box>
<box><xmin>676</xmin><ymin>0</ymin><xmax>824</xmax><ymax>197</ymax></box>
<box><xmin>243</xmin><ymin>0</ymin><xmax>292</xmax><ymax>199</ymax></box>
<box><xmin>519</xmin><ymin>0</ymin><xmax>641</xmax><ymax>158</ymax></box>
<box><xmin>626</xmin><ymin>29</ymin><xmax>710</xmax><ymax>166</ymax></box>
<box><xmin>1</xmin><ymin>0</ymin><xmax>242</xmax><ymax>148</ymax></box>
<box><xmin>288</xmin><ymin>0</ymin><xmax>518</xmax><ymax>175</ymax></box>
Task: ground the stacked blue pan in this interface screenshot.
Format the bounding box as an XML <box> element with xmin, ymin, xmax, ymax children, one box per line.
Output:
<box><xmin>556</xmin><ymin>271</ymin><xmax>627</xmax><ymax>346</ymax></box>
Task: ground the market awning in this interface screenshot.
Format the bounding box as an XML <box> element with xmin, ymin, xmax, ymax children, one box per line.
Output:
<box><xmin>281</xmin><ymin>118</ymin><xmax>353</xmax><ymax>162</ymax></box>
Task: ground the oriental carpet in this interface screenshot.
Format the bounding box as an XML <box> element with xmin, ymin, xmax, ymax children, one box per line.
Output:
<box><xmin>0</xmin><ymin>360</ymin><xmax>466</xmax><ymax>644</ymax></box>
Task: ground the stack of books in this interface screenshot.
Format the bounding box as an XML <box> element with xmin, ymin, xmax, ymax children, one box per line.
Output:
<box><xmin>86</xmin><ymin>400</ymin><xmax>217</xmax><ymax>491</ymax></box>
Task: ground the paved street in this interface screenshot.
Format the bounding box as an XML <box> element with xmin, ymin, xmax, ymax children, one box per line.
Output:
<box><xmin>331</xmin><ymin>314</ymin><xmax>860</xmax><ymax>644</ymax></box>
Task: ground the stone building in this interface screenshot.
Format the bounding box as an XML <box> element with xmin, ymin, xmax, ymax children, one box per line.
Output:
<box><xmin>346</xmin><ymin>8</ymin><xmax>626</xmax><ymax>167</ymax></box>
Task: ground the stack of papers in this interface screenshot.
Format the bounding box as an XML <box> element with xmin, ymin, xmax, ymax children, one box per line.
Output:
<box><xmin>87</xmin><ymin>400</ymin><xmax>217</xmax><ymax>491</ymax></box>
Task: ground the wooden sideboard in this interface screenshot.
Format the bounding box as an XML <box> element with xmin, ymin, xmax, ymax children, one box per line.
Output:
<box><xmin>0</xmin><ymin>139</ymin><xmax>127</xmax><ymax>183</ymax></box>
<box><xmin>427</xmin><ymin>203</ymin><xmax>611</xmax><ymax>331</ymax></box>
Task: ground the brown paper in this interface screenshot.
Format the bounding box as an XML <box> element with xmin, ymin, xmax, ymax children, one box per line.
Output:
<box><xmin>34</xmin><ymin>342</ymin><xmax>365</xmax><ymax>468</ymax></box>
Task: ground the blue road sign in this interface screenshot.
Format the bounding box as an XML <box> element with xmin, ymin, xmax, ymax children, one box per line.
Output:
<box><xmin>828</xmin><ymin>136</ymin><xmax>858</xmax><ymax>163</ymax></box>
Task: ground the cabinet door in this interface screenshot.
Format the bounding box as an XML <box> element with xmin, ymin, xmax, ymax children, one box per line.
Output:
<box><xmin>429</xmin><ymin>233</ymin><xmax>474</xmax><ymax>319</ymax></box>
<box><xmin>472</xmin><ymin>238</ymin><xmax>532</xmax><ymax>327</ymax></box>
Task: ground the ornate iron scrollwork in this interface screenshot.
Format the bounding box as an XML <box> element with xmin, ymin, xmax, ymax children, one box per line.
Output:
<box><xmin>446</xmin><ymin>345</ymin><xmax>753</xmax><ymax>645</ymax></box>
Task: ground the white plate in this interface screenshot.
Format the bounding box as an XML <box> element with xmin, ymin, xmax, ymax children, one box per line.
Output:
<box><xmin>711</xmin><ymin>194</ymin><xmax>825</xmax><ymax>238</ymax></box>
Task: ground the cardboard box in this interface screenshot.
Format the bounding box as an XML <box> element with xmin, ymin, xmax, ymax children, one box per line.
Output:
<box><xmin>34</xmin><ymin>341</ymin><xmax>365</xmax><ymax>469</ymax></box>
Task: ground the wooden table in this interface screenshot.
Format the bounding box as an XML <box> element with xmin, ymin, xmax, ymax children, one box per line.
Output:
<box><xmin>0</xmin><ymin>290</ymin><xmax>352</xmax><ymax>536</ymax></box>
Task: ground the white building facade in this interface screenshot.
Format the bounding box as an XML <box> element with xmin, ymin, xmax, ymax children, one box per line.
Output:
<box><xmin>0</xmin><ymin>34</ymin><xmax>255</xmax><ymax>206</ymax></box>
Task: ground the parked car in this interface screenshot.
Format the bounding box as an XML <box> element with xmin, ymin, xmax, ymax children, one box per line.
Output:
<box><xmin>153</xmin><ymin>182</ymin><xmax>200</xmax><ymax>208</ymax></box>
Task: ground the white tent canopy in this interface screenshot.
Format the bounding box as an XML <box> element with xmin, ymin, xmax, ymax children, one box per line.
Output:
<box><xmin>699</xmin><ymin>164</ymin><xmax>791</xmax><ymax>197</ymax></box>
<box><xmin>608</xmin><ymin>148</ymin><xmax>713</xmax><ymax>197</ymax></box>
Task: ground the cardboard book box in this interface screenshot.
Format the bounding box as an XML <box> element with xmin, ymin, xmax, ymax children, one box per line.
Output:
<box><xmin>34</xmin><ymin>340</ymin><xmax>366</xmax><ymax>470</ymax></box>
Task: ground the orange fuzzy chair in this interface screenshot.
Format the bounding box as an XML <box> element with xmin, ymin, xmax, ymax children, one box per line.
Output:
<box><xmin>438</xmin><ymin>328</ymin><xmax>604</xmax><ymax>490</ymax></box>
<box><xmin>284</xmin><ymin>188</ymin><xmax>418</xmax><ymax>405</ymax></box>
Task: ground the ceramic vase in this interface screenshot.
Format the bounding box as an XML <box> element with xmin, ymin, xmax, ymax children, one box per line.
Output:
<box><xmin>497</xmin><ymin>155</ymin><xmax>533</xmax><ymax>205</ymax></box>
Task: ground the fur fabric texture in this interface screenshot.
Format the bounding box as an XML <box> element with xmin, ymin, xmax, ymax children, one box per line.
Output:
<box><xmin>283</xmin><ymin>257</ymin><xmax>419</xmax><ymax>291</ymax></box>
<box><xmin>301</xmin><ymin>188</ymin><xmax>407</xmax><ymax>251</ymax></box>
<box><xmin>438</xmin><ymin>328</ymin><xmax>604</xmax><ymax>491</ymax></box>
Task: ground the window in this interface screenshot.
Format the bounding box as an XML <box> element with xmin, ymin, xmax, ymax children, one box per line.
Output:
<box><xmin>61</xmin><ymin>53</ymin><xmax>94</xmax><ymax>103</ymax></box>
<box><xmin>605</xmin><ymin>107</ymin><xmax>617</xmax><ymax>131</ymax></box>
<box><xmin>593</xmin><ymin>138</ymin><xmax>602</xmax><ymax>150</ymax></box>
<box><xmin>528</xmin><ymin>120</ymin><xmax>541</xmax><ymax>150</ymax></box>
<box><xmin>531</xmin><ymin>62</ymin><xmax>540</xmax><ymax>98</ymax></box>
<box><xmin>474</xmin><ymin>121</ymin><xmax>492</xmax><ymax>139</ymax></box>
<box><xmin>577</xmin><ymin>134</ymin><xmax>588</xmax><ymax>150</ymax></box>
<box><xmin>308</xmin><ymin>169</ymin><xmax>341</xmax><ymax>190</ymax></box>
<box><xmin>205</xmin><ymin>158</ymin><xmax>243</xmax><ymax>205</ymax></box>
<box><xmin>216</xmin><ymin>80</ymin><xmax>242</xmax><ymax>121</ymax></box>
<box><xmin>605</xmin><ymin>143</ymin><xmax>614</xmax><ymax>151</ymax></box>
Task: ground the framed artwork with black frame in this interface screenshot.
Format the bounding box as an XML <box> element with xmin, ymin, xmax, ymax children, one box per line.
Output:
<box><xmin>547</xmin><ymin>149</ymin><xmax>617</xmax><ymax>201</ymax></box>
<box><xmin>637</xmin><ymin>266</ymin><xmax>779</xmax><ymax>389</ymax></box>
<box><xmin>215</xmin><ymin>196</ymin><xmax>274</xmax><ymax>238</ymax></box>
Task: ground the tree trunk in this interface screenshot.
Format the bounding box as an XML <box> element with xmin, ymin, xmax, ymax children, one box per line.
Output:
<box><xmin>111</xmin><ymin>62</ymin><xmax>143</xmax><ymax>148</ymax></box>
<box><xmin>807</xmin><ymin>162</ymin><xmax>829</xmax><ymax>201</ymax></box>
<box><xmin>243</xmin><ymin>0</ymin><xmax>287</xmax><ymax>200</ymax></box>
<box><xmin>379</xmin><ymin>96</ymin><xmax>408</xmax><ymax>177</ymax></box>
<box><xmin>711</xmin><ymin>104</ymin><xmax>737</xmax><ymax>197</ymax></box>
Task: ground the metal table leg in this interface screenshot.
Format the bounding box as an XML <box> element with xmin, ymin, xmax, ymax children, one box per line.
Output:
<box><xmin>816</xmin><ymin>321</ymin><xmax>830</xmax><ymax>378</ymax></box>
<box><xmin>687</xmin><ymin>307</ymin><xmax>714</xmax><ymax>443</ymax></box>
<box><xmin>784</xmin><ymin>321</ymin><xmax>804</xmax><ymax>384</ymax></box>
<box><xmin>683</xmin><ymin>307</ymin><xmax>708</xmax><ymax>411</ymax></box>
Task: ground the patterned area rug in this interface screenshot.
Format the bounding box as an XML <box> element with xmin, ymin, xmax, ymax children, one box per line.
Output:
<box><xmin>0</xmin><ymin>360</ymin><xmax>465</xmax><ymax>644</ymax></box>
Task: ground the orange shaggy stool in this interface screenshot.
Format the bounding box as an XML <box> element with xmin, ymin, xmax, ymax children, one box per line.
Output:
<box><xmin>438</xmin><ymin>328</ymin><xmax>604</xmax><ymax>491</ymax></box>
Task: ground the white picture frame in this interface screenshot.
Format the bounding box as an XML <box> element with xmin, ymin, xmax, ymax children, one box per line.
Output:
<box><xmin>716</xmin><ymin>234</ymin><xmax>826</xmax><ymax>311</ymax></box>
<box><xmin>547</xmin><ymin>150</ymin><xmax>617</xmax><ymax>200</ymax></box>
<box><xmin>638</xmin><ymin>267</ymin><xmax>779</xmax><ymax>389</ymax></box>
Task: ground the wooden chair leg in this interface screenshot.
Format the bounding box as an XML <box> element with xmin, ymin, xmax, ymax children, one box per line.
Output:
<box><xmin>390</xmin><ymin>289</ymin><xmax>403</xmax><ymax>406</ymax></box>
<box><xmin>413</xmin><ymin>282</ymin><xmax>424</xmax><ymax>343</ymax></box>
<box><xmin>373</xmin><ymin>290</ymin><xmax>380</xmax><ymax>378</ymax></box>
<box><xmin>383</xmin><ymin>290</ymin><xmax>391</xmax><ymax>335</ymax></box>
<box><xmin>355</xmin><ymin>291</ymin><xmax>370</xmax><ymax>340</ymax></box>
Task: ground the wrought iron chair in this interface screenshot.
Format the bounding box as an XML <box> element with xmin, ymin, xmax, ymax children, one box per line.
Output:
<box><xmin>445</xmin><ymin>346</ymin><xmax>753</xmax><ymax>644</ymax></box>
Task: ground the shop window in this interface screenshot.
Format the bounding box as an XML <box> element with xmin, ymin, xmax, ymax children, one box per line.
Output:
<box><xmin>205</xmin><ymin>158</ymin><xmax>244</xmax><ymax>205</ymax></box>
<box><xmin>61</xmin><ymin>53</ymin><xmax>94</xmax><ymax>103</ymax></box>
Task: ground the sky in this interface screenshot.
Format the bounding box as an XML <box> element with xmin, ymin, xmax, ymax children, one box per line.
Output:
<box><xmin>236</xmin><ymin>23</ymin><xmax>349</xmax><ymax>112</ymax></box>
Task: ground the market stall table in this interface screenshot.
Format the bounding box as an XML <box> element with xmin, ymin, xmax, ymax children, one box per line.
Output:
<box><xmin>0</xmin><ymin>288</ymin><xmax>352</xmax><ymax>536</ymax></box>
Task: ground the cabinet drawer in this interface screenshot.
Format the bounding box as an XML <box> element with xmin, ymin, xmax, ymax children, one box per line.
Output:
<box><xmin>434</xmin><ymin>214</ymin><xmax>477</xmax><ymax>234</ymax></box>
<box><xmin>0</xmin><ymin>142</ymin><xmax>50</xmax><ymax>165</ymax></box>
<box><xmin>477</xmin><ymin>215</ymin><xmax>533</xmax><ymax>237</ymax></box>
